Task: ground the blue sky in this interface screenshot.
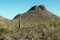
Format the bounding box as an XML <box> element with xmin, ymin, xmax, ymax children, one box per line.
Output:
<box><xmin>0</xmin><ymin>0</ymin><xmax>60</xmax><ymax>19</ymax></box>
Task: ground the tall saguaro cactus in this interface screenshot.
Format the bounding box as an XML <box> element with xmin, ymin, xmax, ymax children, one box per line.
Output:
<box><xmin>19</xmin><ymin>18</ymin><xmax>20</xmax><ymax>30</ymax></box>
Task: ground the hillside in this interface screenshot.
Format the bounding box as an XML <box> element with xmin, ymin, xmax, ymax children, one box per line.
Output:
<box><xmin>0</xmin><ymin>5</ymin><xmax>60</xmax><ymax>40</ymax></box>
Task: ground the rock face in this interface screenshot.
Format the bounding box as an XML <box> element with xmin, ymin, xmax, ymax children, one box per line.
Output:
<box><xmin>39</xmin><ymin>5</ymin><xmax>46</xmax><ymax>10</ymax></box>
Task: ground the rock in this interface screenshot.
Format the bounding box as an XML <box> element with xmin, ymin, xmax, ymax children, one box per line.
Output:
<box><xmin>29</xmin><ymin>5</ymin><xmax>39</xmax><ymax>11</ymax></box>
<box><xmin>39</xmin><ymin>5</ymin><xmax>46</xmax><ymax>10</ymax></box>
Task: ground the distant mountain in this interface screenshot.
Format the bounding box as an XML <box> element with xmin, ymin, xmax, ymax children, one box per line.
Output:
<box><xmin>14</xmin><ymin>5</ymin><xmax>57</xmax><ymax>20</ymax></box>
<box><xmin>13</xmin><ymin>5</ymin><xmax>59</xmax><ymax>27</ymax></box>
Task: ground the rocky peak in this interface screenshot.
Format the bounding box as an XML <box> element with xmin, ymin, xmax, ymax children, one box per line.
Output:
<box><xmin>29</xmin><ymin>5</ymin><xmax>46</xmax><ymax>11</ymax></box>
